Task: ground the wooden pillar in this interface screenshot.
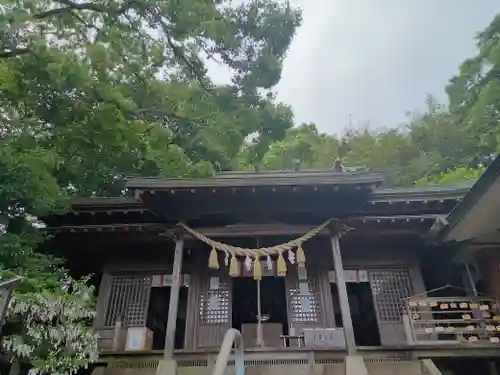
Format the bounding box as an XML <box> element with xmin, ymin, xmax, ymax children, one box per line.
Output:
<box><xmin>164</xmin><ymin>234</ymin><xmax>184</xmax><ymax>359</ymax></box>
<box><xmin>330</xmin><ymin>231</ymin><xmax>357</xmax><ymax>355</ymax></box>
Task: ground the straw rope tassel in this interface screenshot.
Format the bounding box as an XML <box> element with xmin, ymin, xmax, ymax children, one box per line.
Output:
<box><xmin>253</xmin><ymin>255</ymin><xmax>262</xmax><ymax>280</ymax></box>
<box><xmin>277</xmin><ymin>250</ymin><xmax>287</xmax><ymax>277</ymax></box>
<box><xmin>229</xmin><ymin>253</ymin><xmax>240</xmax><ymax>277</ymax></box>
<box><xmin>208</xmin><ymin>246</ymin><xmax>219</xmax><ymax>269</ymax></box>
<box><xmin>296</xmin><ymin>244</ymin><xmax>306</xmax><ymax>268</ymax></box>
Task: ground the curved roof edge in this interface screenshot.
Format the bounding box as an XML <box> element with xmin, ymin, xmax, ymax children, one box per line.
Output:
<box><xmin>126</xmin><ymin>170</ymin><xmax>384</xmax><ymax>190</ymax></box>
<box><xmin>436</xmin><ymin>155</ymin><xmax>500</xmax><ymax>243</ymax></box>
<box><xmin>65</xmin><ymin>183</ymin><xmax>471</xmax><ymax>211</ymax></box>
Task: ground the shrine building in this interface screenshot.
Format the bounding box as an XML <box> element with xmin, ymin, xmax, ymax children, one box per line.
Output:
<box><xmin>42</xmin><ymin>158</ymin><xmax>500</xmax><ymax>375</ymax></box>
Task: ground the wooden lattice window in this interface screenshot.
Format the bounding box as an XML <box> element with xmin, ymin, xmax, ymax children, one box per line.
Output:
<box><xmin>104</xmin><ymin>274</ymin><xmax>152</xmax><ymax>327</ymax></box>
<box><xmin>199</xmin><ymin>278</ymin><xmax>229</xmax><ymax>324</ymax></box>
<box><xmin>369</xmin><ymin>269</ymin><xmax>413</xmax><ymax>322</ymax></box>
<box><xmin>288</xmin><ymin>276</ymin><xmax>321</xmax><ymax>323</ymax></box>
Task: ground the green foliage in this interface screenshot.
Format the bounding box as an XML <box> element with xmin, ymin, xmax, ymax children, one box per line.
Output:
<box><xmin>237</xmin><ymin>12</ymin><xmax>500</xmax><ymax>183</ymax></box>
<box><xmin>0</xmin><ymin>0</ymin><xmax>301</xmax><ymax>91</ymax></box>
<box><xmin>2</xmin><ymin>2</ymin><xmax>500</xmax><ymax>373</ymax></box>
<box><xmin>415</xmin><ymin>167</ymin><xmax>486</xmax><ymax>186</ymax></box>
<box><xmin>0</xmin><ymin>0</ymin><xmax>301</xmax><ymax>373</ymax></box>
<box><xmin>342</xmin><ymin>126</ymin><xmax>416</xmax><ymax>185</ymax></box>
<box><xmin>447</xmin><ymin>14</ymin><xmax>500</xmax><ymax>159</ymax></box>
<box><xmin>245</xmin><ymin>95</ymin><xmax>483</xmax><ymax>187</ymax></box>
<box><xmin>259</xmin><ymin>123</ymin><xmax>338</xmax><ymax>170</ymax></box>
<box><xmin>3</xmin><ymin>274</ymin><xmax>99</xmax><ymax>375</ymax></box>
<box><xmin>0</xmin><ymin>144</ymin><xmax>62</xmax><ymax>217</ymax></box>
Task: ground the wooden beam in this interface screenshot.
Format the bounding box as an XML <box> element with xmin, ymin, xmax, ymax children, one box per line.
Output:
<box><xmin>161</xmin><ymin>217</ymin><xmax>436</xmax><ymax>239</ymax></box>
<box><xmin>146</xmin><ymin>192</ymin><xmax>370</xmax><ymax>221</ymax></box>
<box><xmin>330</xmin><ymin>231</ymin><xmax>357</xmax><ymax>355</ymax></box>
<box><xmin>164</xmin><ymin>235</ymin><xmax>184</xmax><ymax>359</ymax></box>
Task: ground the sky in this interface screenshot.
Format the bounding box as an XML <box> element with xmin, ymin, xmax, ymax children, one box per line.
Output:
<box><xmin>208</xmin><ymin>0</ymin><xmax>500</xmax><ymax>134</ymax></box>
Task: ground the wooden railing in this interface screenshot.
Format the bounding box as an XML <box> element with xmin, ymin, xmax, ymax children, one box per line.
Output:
<box><xmin>212</xmin><ymin>329</ymin><xmax>245</xmax><ymax>375</ymax></box>
<box><xmin>403</xmin><ymin>296</ymin><xmax>500</xmax><ymax>346</ymax></box>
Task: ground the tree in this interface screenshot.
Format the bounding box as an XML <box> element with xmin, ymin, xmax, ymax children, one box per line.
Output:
<box><xmin>3</xmin><ymin>272</ymin><xmax>98</xmax><ymax>375</ymax></box>
<box><xmin>257</xmin><ymin>123</ymin><xmax>338</xmax><ymax>170</ymax></box>
<box><xmin>1</xmin><ymin>0</ymin><xmax>301</xmax><ymax>91</ymax></box>
<box><xmin>1</xmin><ymin>0</ymin><xmax>302</xmax><ymax>189</ymax></box>
<box><xmin>0</xmin><ymin>137</ymin><xmax>100</xmax><ymax>374</ymax></box>
<box><xmin>164</xmin><ymin>86</ymin><xmax>295</xmax><ymax>171</ymax></box>
<box><xmin>241</xmin><ymin>94</ymin><xmax>482</xmax><ymax>187</ymax></box>
<box><xmin>401</xmin><ymin>96</ymin><xmax>478</xmax><ymax>184</ymax></box>
<box><xmin>342</xmin><ymin>126</ymin><xmax>416</xmax><ymax>185</ymax></box>
<box><xmin>415</xmin><ymin>167</ymin><xmax>486</xmax><ymax>186</ymax></box>
<box><xmin>0</xmin><ymin>1</ymin><xmax>302</xmax><ymax>373</ymax></box>
<box><xmin>446</xmin><ymin>14</ymin><xmax>500</xmax><ymax>162</ymax></box>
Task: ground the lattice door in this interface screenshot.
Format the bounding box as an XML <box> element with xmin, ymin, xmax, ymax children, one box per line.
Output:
<box><xmin>196</xmin><ymin>274</ymin><xmax>231</xmax><ymax>348</ymax></box>
<box><xmin>103</xmin><ymin>274</ymin><xmax>152</xmax><ymax>327</ymax></box>
<box><xmin>368</xmin><ymin>268</ymin><xmax>413</xmax><ymax>346</ymax></box>
<box><xmin>286</xmin><ymin>267</ymin><xmax>323</xmax><ymax>335</ymax></box>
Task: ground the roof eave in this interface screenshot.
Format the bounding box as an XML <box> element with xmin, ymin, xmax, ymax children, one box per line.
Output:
<box><xmin>437</xmin><ymin>155</ymin><xmax>500</xmax><ymax>243</ymax></box>
<box><xmin>125</xmin><ymin>172</ymin><xmax>384</xmax><ymax>190</ymax></box>
<box><xmin>371</xmin><ymin>183</ymin><xmax>472</xmax><ymax>202</ymax></box>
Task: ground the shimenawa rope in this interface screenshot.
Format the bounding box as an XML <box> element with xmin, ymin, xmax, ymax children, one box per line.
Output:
<box><xmin>178</xmin><ymin>219</ymin><xmax>332</xmax><ymax>279</ymax></box>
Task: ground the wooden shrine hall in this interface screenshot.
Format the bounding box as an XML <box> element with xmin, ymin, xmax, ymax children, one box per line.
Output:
<box><xmin>42</xmin><ymin>168</ymin><xmax>500</xmax><ymax>375</ymax></box>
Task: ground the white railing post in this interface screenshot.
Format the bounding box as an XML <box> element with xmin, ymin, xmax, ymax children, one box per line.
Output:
<box><xmin>402</xmin><ymin>313</ymin><xmax>415</xmax><ymax>346</ymax></box>
<box><xmin>212</xmin><ymin>329</ymin><xmax>245</xmax><ymax>375</ymax></box>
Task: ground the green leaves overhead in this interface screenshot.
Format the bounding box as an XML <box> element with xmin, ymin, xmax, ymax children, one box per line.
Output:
<box><xmin>1</xmin><ymin>0</ymin><xmax>301</xmax><ymax>90</ymax></box>
<box><xmin>2</xmin><ymin>3</ymin><xmax>500</xmax><ymax>372</ymax></box>
<box><xmin>259</xmin><ymin>123</ymin><xmax>338</xmax><ymax>170</ymax></box>
<box><xmin>447</xmin><ymin>13</ymin><xmax>500</xmax><ymax>158</ymax></box>
<box><xmin>0</xmin><ymin>1</ymin><xmax>301</xmax><ymax>373</ymax></box>
<box><xmin>415</xmin><ymin>167</ymin><xmax>486</xmax><ymax>187</ymax></box>
<box><xmin>240</xmin><ymin>92</ymin><xmax>493</xmax><ymax>187</ymax></box>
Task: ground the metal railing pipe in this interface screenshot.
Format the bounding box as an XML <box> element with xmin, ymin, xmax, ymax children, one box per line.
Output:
<box><xmin>212</xmin><ymin>329</ymin><xmax>244</xmax><ymax>375</ymax></box>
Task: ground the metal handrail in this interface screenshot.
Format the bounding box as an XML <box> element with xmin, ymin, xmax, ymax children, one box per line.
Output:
<box><xmin>0</xmin><ymin>276</ymin><xmax>22</xmax><ymax>289</ymax></box>
<box><xmin>0</xmin><ymin>276</ymin><xmax>22</xmax><ymax>335</ymax></box>
<box><xmin>212</xmin><ymin>329</ymin><xmax>245</xmax><ymax>375</ymax></box>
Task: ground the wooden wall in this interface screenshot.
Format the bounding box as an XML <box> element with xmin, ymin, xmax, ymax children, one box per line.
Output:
<box><xmin>94</xmin><ymin>253</ymin><xmax>187</xmax><ymax>350</ymax></box>
<box><xmin>303</xmin><ymin>236</ymin><xmax>426</xmax><ymax>346</ymax></box>
<box><xmin>94</xmin><ymin>235</ymin><xmax>427</xmax><ymax>351</ymax></box>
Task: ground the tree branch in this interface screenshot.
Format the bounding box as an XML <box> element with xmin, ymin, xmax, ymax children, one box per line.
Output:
<box><xmin>52</xmin><ymin>1</ymin><xmax>108</xmax><ymax>13</ymax></box>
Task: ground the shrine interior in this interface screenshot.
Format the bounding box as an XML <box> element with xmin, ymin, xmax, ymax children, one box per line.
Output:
<box><xmin>232</xmin><ymin>276</ymin><xmax>289</xmax><ymax>347</ymax></box>
<box><xmin>331</xmin><ymin>282</ymin><xmax>380</xmax><ymax>346</ymax></box>
<box><xmin>146</xmin><ymin>286</ymin><xmax>188</xmax><ymax>350</ymax></box>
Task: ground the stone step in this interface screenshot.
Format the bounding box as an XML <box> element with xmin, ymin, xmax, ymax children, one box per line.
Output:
<box><xmin>96</xmin><ymin>356</ymin><xmax>442</xmax><ymax>375</ymax></box>
<box><xmin>365</xmin><ymin>360</ymin><xmax>423</xmax><ymax>375</ymax></box>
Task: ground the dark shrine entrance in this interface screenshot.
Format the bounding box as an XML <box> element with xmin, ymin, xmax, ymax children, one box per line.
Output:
<box><xmin>232</xmin><ymin>276</ymin><xmax>288</xmax><ymax>348</ymax></box>
<box><xmin>146</xmin><ymin>286</ymin><xmax>188</xmax><ymax>350</ymax></box>
<box><xmin>331</xmin><ymin>281</ymin><xmax>380</xmax><ymax>346</ymax></box>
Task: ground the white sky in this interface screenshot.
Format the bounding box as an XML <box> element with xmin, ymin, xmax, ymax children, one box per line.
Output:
<box><xmin>208</xmin><ymin>0</ymin><xmax>500</xmax><ymax>134</ymax></box>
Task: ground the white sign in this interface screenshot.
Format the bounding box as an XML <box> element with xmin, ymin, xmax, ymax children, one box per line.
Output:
<box><xmin>152</xmin><ymin>274</ymin><xmax>190</xmax><ymax>287</ymax></box>
<box><xmin>208</xmin><ymin>294</ymin><xmax>220</xmax><ymax>311</ymax></box>
<box><xmin>299</xmin><ymin>281</ymin><xmax>311</xmax><ymax>295</ymax></box>
<box><xmin>329</xmin><ymin>269</ymin><xmax>368</xmax><ymax>283</ymax></box>
<box><xmin>125</xmin><ymin>328</ymin><xmax>143</xmax><ymax>351</ymax></box>
<box><xmin>209</xmin><ymin>277</ymin><xmax>220</xmax><ymax>290</ymax></box>
<box><xmin>300</xmin><ymin>297</ymin><xmax>312</xmax><ymax>313</ymax></box>
<box><xmin>152</xmin><ymin>274</ymin><xmax>172</xmax><ymax>287</ymax></box>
